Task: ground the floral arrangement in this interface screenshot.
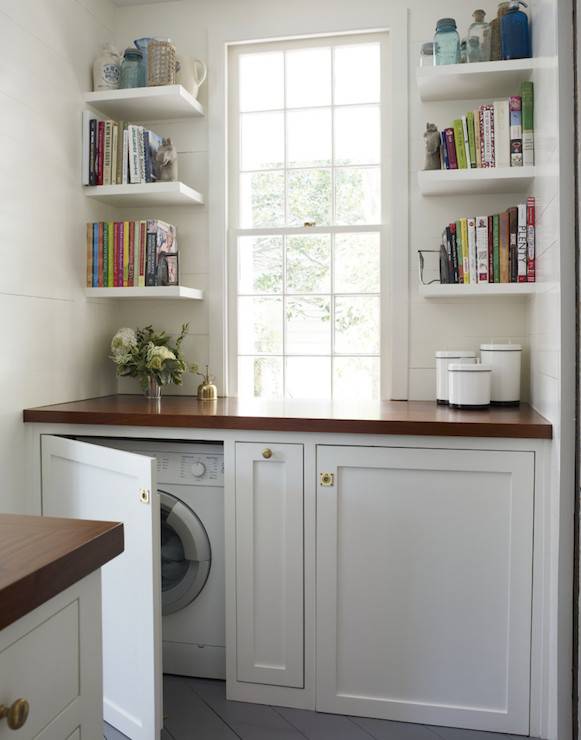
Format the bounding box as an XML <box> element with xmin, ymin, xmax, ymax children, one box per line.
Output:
<box><xmin>110</xmin><ymin>324</ymin><xmax>197</xmax><ymax>395</ymax></box>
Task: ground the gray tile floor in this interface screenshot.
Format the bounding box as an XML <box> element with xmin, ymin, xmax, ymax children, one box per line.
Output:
<box><xmin>104</xmin><ymin>676</ymin><xmax>539</xmax><ymax>740</ymax></box>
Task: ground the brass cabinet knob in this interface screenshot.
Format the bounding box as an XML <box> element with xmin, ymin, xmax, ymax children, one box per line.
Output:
<box><xmin>0</xmin><ymin>698</ymin><xmax>30</xmax><ymax>730</ymax></box>
<box><xmin>262</xmin><ymin>448</ymin><xmax>273</xmax><ymax>459</ymax></box>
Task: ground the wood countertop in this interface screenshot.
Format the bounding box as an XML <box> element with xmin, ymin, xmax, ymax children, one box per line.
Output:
<box><xmin>23</xmin><ymin>395</ymin><xmax>552</xmax><ymax>439</ymax></box>
<box><xmin>0</xmin><ymin>514</ymin><xmax>124</xmax><ymax>630</ymax></box>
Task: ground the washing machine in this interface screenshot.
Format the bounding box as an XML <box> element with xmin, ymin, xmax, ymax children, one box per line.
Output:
<box><xmin>85</xmin><ymin>439</ymin><xmax>226</xmax><ymax>680</ymax></box>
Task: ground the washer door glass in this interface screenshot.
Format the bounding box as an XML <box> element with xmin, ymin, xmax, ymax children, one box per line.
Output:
<box><xmin>160</xmin><ymin>490</ymin><xmax>211</xmax><ymax>616</ymax></box>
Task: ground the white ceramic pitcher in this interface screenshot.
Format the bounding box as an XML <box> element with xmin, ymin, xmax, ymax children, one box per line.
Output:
<box><xmin>176</xmin><ymin>56</ymin><xmax>207</xmax><ymax>99</ymax></box>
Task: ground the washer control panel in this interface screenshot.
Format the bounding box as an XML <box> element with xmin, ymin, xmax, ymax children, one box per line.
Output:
<box><xmin>155</xmin><ymin>452</ymin><xmax>224</xmax><ymax>486</ymax></box>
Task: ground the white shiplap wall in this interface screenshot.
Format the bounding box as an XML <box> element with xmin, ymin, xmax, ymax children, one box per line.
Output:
<box><xmin>0</xmin><ymin>0</ymin><xmax>119</xmax><ymax>513</ymax></box>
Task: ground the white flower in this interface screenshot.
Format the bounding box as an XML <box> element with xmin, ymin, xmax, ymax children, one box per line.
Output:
<box><xmin>146</xmin><ymin>344</ymin><xmax>176</xmax><ymax>371</ymax></box>
<box><xmin>111</xmin><ymin>328</ymin><xmax>137</xmax><ymax>357</ymax></box>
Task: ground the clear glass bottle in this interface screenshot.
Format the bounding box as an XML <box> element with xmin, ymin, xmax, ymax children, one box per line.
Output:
<box><xmin>419</xmin><ymin>42</ymin><xmax>435</xmax><ymax>67</ymax></box>
<box><xmin>120</xmin><ymin>47</ymin><xmax>145</xmax><ymax>89</ymax></box>
<box><xmin>434</xmin><ymin>18</ymin><xmax>461</xmax><ymax>65</ymax></box>
<box><xmin>467</xmin><ymin>9</ymin><xmax>491</xmax><ymax>62</ymax></box>
<box><xmin>490</xmin><ymin>1</ymin><xmax>511</xmax><ymax>61</ymax></box>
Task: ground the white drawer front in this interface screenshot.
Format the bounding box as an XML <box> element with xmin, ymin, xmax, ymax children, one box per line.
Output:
<box><xmin>0</xmin><ymin>601</ymin><xmax>79</xmax><ymax>739</ymax></box>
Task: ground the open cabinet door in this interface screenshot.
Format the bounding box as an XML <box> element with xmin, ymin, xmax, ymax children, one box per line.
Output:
<box><xmin>41</xmin><ymin>435</ymin><xmax>162</xmax><ymax>740</ymax></box>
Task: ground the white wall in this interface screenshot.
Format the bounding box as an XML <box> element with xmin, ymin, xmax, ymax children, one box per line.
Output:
<box><xmin>0</xmin><ymin>0</ymin><xmax>119</xmax><ymax>513</ymax></box>
<box><xmin>113</xmin><ymin>0</ymin><xmax>532</xmax><ymax>399</ymax></box>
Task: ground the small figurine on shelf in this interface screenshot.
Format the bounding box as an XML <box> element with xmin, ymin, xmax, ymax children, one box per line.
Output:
<box><xmin>423</xmin><ymin>123</ymin><xmax>441</xmax><ymax>170</ymax></box>
<box><xmin>155</xmin><ymin>138</ymin><xmax>178</xmax><ymax>181</ymax></box>
<box><xmin>196</xmin><ymin>366</ymin><xmax>218</xmax><ymax>400</ymax></box>
<box><xmin>93</xmin><ymin>43</ymin><xmax>121</xmax><ymax>91</ymax></box>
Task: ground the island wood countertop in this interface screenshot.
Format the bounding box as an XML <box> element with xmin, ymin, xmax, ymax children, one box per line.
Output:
<box><xmin>23</xmin><ymin>394</ymin><xmax>552</xmax><ymax>439</ymax></box>
<box><xmin>0</xmin><ymin>514</ymin><xmax>124</xmax><ymax>630</ymax></box>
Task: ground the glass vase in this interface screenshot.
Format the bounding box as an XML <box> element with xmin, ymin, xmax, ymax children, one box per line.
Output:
<box><xmin>145</xmin><ymin>376</ymin><xmax>161</xmax><ymax>399</ymax></box>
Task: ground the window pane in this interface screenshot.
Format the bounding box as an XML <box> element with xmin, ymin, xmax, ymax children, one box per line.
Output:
<box><xmin>241</xmin><ymin>112</ymin><xmax>284</xmax><ymax>170</ymax></box>
<box><xmin>334</xmin><ymin>106</ymin><xmax>380</xmax><ymax>165</ymax></box>
<box><xmin>238</xmin><ymin>296</ymin><xmax>283</xmax><ymax>354</ymax></box>
<box><xmin>286</xmin><ymin>357</ymin><xmax>331</xmax><ymax>399</ymax></box>
<box><xmin>334</xmin><ymin>233</ymin><xmax>380</xmax><ymax>293</ymax></box>
<box><xmin>286</xmin><ymin>296</ymin><xmax>331</xmax><ymax>354</ymax></box>
<box><xmin>240</xmin><ymin>171</ymin><xmax>284</xmax><ymax>228</ymax></box>
<box><xmin>334</xmin><ymin>43</ymin><xmax>380</xmax><ymax>105</ymax></box>
<box><xmin>334</xmin><ymin>296</ymin><xmax>380</xmax><ymax>354</ymax></box>
<box><xmin>286</xmin><ymin>235</ymin><xmax>331</xmax><ymax>294</ymax></box>
<box><xmin>287</xmin><ymin>169</ymin><xmax>332</xmax><ymax>226</ymax></box>
<box><xmin>238</xmin><ymin>356</ymin><xmax>283</xmax><ymax>398</ymax></box>
<box><xmin>334</xmin><ymin>357</ymin><xmax>380</xmax><ymax>399</ymax></box>
<box><xmin>287</xmin><ymin>108</ymin><xmax>332</xmax><ymax>168</ymax></box>
<box><xmin>239</xmin><ymin>52</ymin><xmax>284</xmax><ymax>111</ymax></box>
<box><xmin>335</xmin><ymin>167</ymin><xmax>380</xmax><ymax>225</ymax></box>
<box><xmin>286</xmin><ymin>47</ymin><xmax>331</xmax><ymax>108</ymax></box>
<box><xmin>238</xmin><ymin>236</ymin><xmax>283</xmax><ymax>294</ymax></box>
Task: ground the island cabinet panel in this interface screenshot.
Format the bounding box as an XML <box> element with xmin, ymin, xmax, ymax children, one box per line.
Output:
<box><xmin>316</xmin><ymin>445</ymin><xmax>534</xmax><ymax>735</ymax></box>
<box><xmin>235</xmin><ymin>442</ymin><xmax>304</xmax><ymax>688</ymax></box>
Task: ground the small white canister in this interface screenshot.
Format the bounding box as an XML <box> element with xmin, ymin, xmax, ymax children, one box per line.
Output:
<box><xmin>480</xmin><ymin>344</ymin><xmax>522</xmax><ymax>406</ymax></box>
<box><xmin>435</xmin><ymin>351</ymin><xmax>476</xmax><ymax>405</ymax></box>
<box><xmin>448</xmin><ymin>363</ymin><xmax>492</xmax><ymax>409</ymax></box>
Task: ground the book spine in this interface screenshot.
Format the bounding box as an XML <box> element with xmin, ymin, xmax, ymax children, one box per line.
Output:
<box><xmin>122</xmin><ymin>129</ymin><xmax>129</xmax><ymax>185</ymax></box>
<box><xmin>139</xmin><ymin>221</ymin><xmax>147</xmax><ymax>287</ymax></box>
<box><xmin>444</xmin><ymin>128</ymin><xmax>457</xmax><ymax>169</ymax></box>
<box><xmin>102</xmin><ymin>220</ymin><xmax>108</xmax><ymax>286</ymax></box>
<box><xmin>517</xmin><ymin>203</ymin><xmax>528</xmax><ymax>282</ymax></box>
<box><xmin>146</xmin><ymin>221</ymin><xmax>157</xmax><ymax>286</ymax></box>
<box><xmin>97</xmin><ymin>222</ymin><xmax>104</xmax><ymax>287</ymax></box>
<box><xmin>461</xmin><ymin>115</ymin><xmax>471</xmax><ymax>169</ymax></box>
<box><xmin>128</xmin><ymin>221</ymin><xmax>135</xmax><ymax>287</ymax></box>
<box><xmin>474</xmin><ymin>108</ymin><xmax>482</xmax><ymax>168</ymax></box>
<box><xmin>97</xmin><ymin>120</ymin><xmax>105</xmax><ymax>186</ymax></box>
<box><xmin>508</xmin><ymin>206</ymin><xmax>518</xmax><ymax>282</ymax></box>
<box><xmin>467</xmin><ymin>217</ymin><xmax>477</xmax><ymax>285</ymax></box>
<box><xmin>527</xmin><ymin>196</ymin><xmax>536</xmax><ymax>282</ymax></box>
<box><xmin>460</xmin><ymin>218</ymin><xmax>469</xmax><ymax>283</ymax></box>
<box><xmin>521</xmin><ymin>81</ymin><xmax>534</xmax><ymax>166</ymax></box>
<box><xmin>116</xmin><ymin>122</ymin><xmax>124</xmax><ymax>184</ymax></box>
<box><xmin>481</xmin><ymin>105</ymin><xmax>495</xmax><ymax>167</ymax></box>
<box><xmin>107</xmin><ymin>222</ymin><xmax>114</xmax><ymax>287</ymax></box>
<box><xmin>475</xmin><ymin>216</ymin><xmax>489</xmax><ymax>283</ymax></box>
<box><xmin>448</xmin><ymin>225</ymin><xmax>459</xmax><ymax>283</ymax></box>
<box><xmin>466</xmin><ymin>111</ymin><xmax>477</xmax><ymax>168</ymax></box>
<box><xmin>133</xmin><ymin>220</ymin><xmax>141</xmax><ymax>287</ymax></box>
<box><xmin>89</xmin><ymin>119</ymin><xmax>97</xmax><ymax>185</ymax></box>
<box><xmin>452</xmin><ymin>222</ymin><xmax>463</xmax><ymax>283</ymax></box>
<box><xmin>487</xmin><ymin>215</ymin><xmax>494</xmax><ymax>283</ymax></box>
<box><xmin>128</xmin><ymin>126</ymin><xmax>139</xmax><ymax>184</ymax></box>
<box><xmin>453</xmin><ymin>119</ymin><xmax>467</xmax><ymax>169</ymax></box>
<box><xmin>499</xmin><ymin>211</ymin><xmax>510</xmax><ymax>282</ymax></box>
<box><xmin>123</xmin><ymin>221</ymin><xmax>129</xmax><ymax>286</ymax></box>
<box><xmin>439</xmin><ymin>131</ymin><xmax>448</xmax><ymax>169</ymax></box>
<box><xmin>92</xmin><ymin>223</ymin><xmax>98</xmax><ymax>287</ymax></box>
<box><xmin>509</xmin><ymin>96</ymin><xmax>523</xmax><ymax>167</ymax></box>
<box><xmin>103</xmin><ymin>120</ymin><xmax>112</xmax><ymax>186</ymax></box>
<box><xmin>493</xmin><ymin>100</ymin><xmax>510</xmax><ymax>168</ymax></box>
<box><xmin>82</xmin><ymin>111</ymin><xmax>91</xmax><ymax>185</ymax></box>
<box><xmin>143</xmin><ymin>130</ymin><xmax>152</xmax><ymax>182</ymax></box>
<box><xmin>138</xmin><ymin>126</ymin><xmax>146</xmax><ymax>184</ymax></box>
<box><xmin>493</xmin><ymin>214</ymin><xmax>500</xmax><ymax>283</ymax></box>
<box><xmin>86</xmin><ymin>223</ymin><xmax>93</xmax><ymax>286</ymax></box>
<box><xmin>111</xmin><ymin>123</ymin><xmax>118</xmax><ymax>186</ymax></box>
<box><xmin>116</xmin><ymin>222</ymin><xmax>124</xmax><ymax>287</ymax></box>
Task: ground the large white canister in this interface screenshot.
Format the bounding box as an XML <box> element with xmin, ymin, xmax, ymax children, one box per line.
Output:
<box><xmin>435</xmin><ymin>351</ymin><xmax>476</xmax><ymax>404</ymax></box>
<box><xmin>448</xmin><ymin>363</ymin><xmax>492</xmax><ymax>409</ymax></box>
<box><xmin>480</xmin><ymin>344</ymin><xmax>523</xmax><ymax>406</ymax></box>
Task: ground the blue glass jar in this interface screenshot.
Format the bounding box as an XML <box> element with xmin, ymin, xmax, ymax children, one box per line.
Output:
<box><xmin>501</xmin><ymin>1</ymin><xmax>531</xmax><ymax>59</ymax></box>
<box><xmin>434</xmin><ymin>18</ymin><xmax>461</xmax><ymax>65</ymax></box>
<box><xmin>120</xmin><ymin>47</ymin><xmax>145</xmax><ymax>89</ymax></box>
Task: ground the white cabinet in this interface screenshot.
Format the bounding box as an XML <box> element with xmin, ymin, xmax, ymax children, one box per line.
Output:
<box><xmin>234</xmin><ymin>443</ymin><xmax>304</xmax><ymax>688</ymax></box>
<box><xmin>41</xmin><ymin>436</ymin><xmax>162</xmax><ymax>740</ymax></box>
<box><xmin>0</xmin><ymin>573</ymin><xmax>101</xmax><ymax>740</ymax></box>
<box><xmin>316</xmin><ymin>445</ymin><xmax>534</xmax><ymax>735</ymax></box>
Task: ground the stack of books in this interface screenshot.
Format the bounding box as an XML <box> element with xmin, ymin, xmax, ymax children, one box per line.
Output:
<box><xmin>439</xmin><ymin>81</ymin><xmax>534</xmax><ymax>169</ymax></box>
<box><xmin>439</xmin><ymin>197</ymin><xmax>535</xmax><ymax>285</ymax></box>
<box><xmin>86</xmin><ymin>220</ymin><xmax>178</xmax><ymax>288</ymax></box>
<box><xmin>82</xmin><ymin>114</ymin><xmax>165</xmax><ymax>186</ymax></box>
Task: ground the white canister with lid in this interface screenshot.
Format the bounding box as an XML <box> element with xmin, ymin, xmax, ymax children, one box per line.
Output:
<box><xmin>479</xmin><ymin>343</ymin><xmax>522</xmax><ymax>406</ymax></box>
<box><xmin>448</xmin><ymin>363</ymin><xmax>492</xmax><ymax>409</ymax></box>
<box><xmin>435</xmin><ymin>351</ymin><xmax>476</xmax><ymax>405</ymax></box>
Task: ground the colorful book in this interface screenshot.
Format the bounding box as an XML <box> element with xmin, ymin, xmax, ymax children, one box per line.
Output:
<box><xmin>466</xmin><ymin>111</ymin><xmax>477</xmax><ymax>168</ymax></box>
<box><xmin>440</xmin><ymin>131</ymin><xmax>449</xmax><ymax>169</ymax></box>
<box><xmin>473</xmin><ymin>108</ymin><xmax>482</xmax><ymax>168</ymax></box>
<box><xmin>509</xmin><ymin>96</ymin><xmax>523</xmax><ymax>167</ymax></box>
<box><xmin>146</xmin><ymin>220</ymin><xmax>157</xmax><ymax>286</ymax></box>
<box><xmin>111</xmin><ymin>123</ymin><xmax>119</xmax><ymax>185</ymax></box>
<box><xmin>123</xmin><ymin>221</ymin><xmax>129</xmax><ymax>286</ymax></box>
<box><xmin>517</xmin><ymin>203</ymin><xmax>528</xmax><ymax>282</ymax></box>
<box><xmin>128</xmin><ymin>221</ymin><xmax>135</xmax><ymax>287</ymax></box>
<box><xmin>97</xmin><ymin>222</ymin><xmax>104</xmax><ymax>287</ymax></box>
<box><xmin>139</xmin><ymin>221</ymin><xmax>147</xmax><ymax>287</ymax></box>
<box><xmin>453</xmin><ymin>119</ymin><xmax>468</xmax><ymax>169</ymax></box>
<box><xmin>493</xmin><ymin>100</ymin><xmax>510</xmax><ymax>168</ymax></box>
<box><xmin>92</xmin><ymin>223</ymin><xmax>99</xmax><ymax>287</ymax></box>
<box><xmin>475</xmin><ymin>216</ymin><xmax>489</xmax><ymax>283</ymax></box>
<box><xmin>97</xmin><ymin>120</ymin><xmax>105</xmax><ymax>185</ymax></box>
<box><xmin>499</xmin><ymin>211</ymin><xmax>510</xmax><ymax>283</ymax></box>
<box><xmin>103</xmin><ymin>120</ymin><xmax>113</xmax><ymax>185</ymax></box>
<box><xmin>527</xmin><ymin>196</ymin><xmax>536</xmax><ymax>282</ymax></box>
<box><xmin>480</xmin><ymin>104</ymin><xmax>495</xmax><ymax>167</ymax></box>
<box><xmin>521</xmin><ymin>81</ymin><xmax>534</xmax><ymax>166</ymax></box>
<box><xmin>460</xmin><ymin>218</ymin><xmax>470</xmax><ymax>283</ymax></box>
<box><xmin>89</xmin><ymin>118</ymin><xmax>97</xmax><ymax>185</ymax></box>
<box><xmin>487</xmin><ymin>215</ymin><xmax>494</xmax><ymax>283</ymax></box>
<box><xmin>102</xmin><ymin>220</ymin><xmax>108</xmax><ymax>286</ymax></box>
<box><xmin>107</xmin><ymin>222</ymin><xmax>114</xmax><ymax>287</ymax></box>
<box><xmin>461</xmin><ymin>115</ymin><xmax>471</xmax><ymax>170</ymax></box>
<box><xmin>115</xmin><ymin>222</ymin><xmax>123</xmax><ymax>287</ymax></box>
<box><xmin>508</xmin><ymin>206</ymin><xmax>518</xmax><ymax>282</ymax></box>
<box><xmin>467</xmin><ymin>217</ymin><xmax>477</xmax><ymax>285</ymax></box>
<box><xmin>493</xmin><ymin>214</ymin><xmax>500</xmax><ymax>283</ymax></box>
<box><xmin>444</xmin><ymin>128</ymin><xmax>457</xmax><ymax>169</ymax></box>
<box><xmin>86</xmin><ymin>223</ymin><xmax>93</xmax><ymax>286</ymax></box>
<box><xmin>122</xmin><ymin>129</ymin><xmax>129</xmax><ymax>184</ymax></box>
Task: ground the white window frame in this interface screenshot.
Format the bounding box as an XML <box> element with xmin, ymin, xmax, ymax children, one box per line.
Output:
<box><xmin>207</xmin><ymin>14</ymin><xmax>408</xmax><ymax>400</ymax></box>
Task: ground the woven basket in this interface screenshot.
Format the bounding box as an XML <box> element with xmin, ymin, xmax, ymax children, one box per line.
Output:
<box><xmin>147</xmin><ymin>39</ymin><xmax>176</xmax><ymax>86</ymax></box>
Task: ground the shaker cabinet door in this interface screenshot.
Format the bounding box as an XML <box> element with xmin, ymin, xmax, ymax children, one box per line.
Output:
<box><xmin>316</xmin><ymin>445</ymin><xmax>534</xmax><ymax>735</ymax></box>
<box><xmin>235</xmin><ymin>442</ymin><xmax>304</xmax><ymax>688</ymax></box>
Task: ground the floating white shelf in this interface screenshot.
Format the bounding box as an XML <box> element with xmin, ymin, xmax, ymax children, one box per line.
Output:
<box><xmin>417</xmin><ymin>59</ymin><xmax>535</xmax><ymax>102</ymax></box>
<box><xmin>84</xmin><ymin>85</ymin><xmax>204</xmax><ymax>120</ymax></box>
<box><xmin>418</xmin><ymin>166</ymin><xmax>535</xmax><ymax>196</ymax></box>
<box><xmin>86</xmin><ymin>286</ymin><xmax>204</xmax><ymax>300</ymax></box>
<box><xmin>84</xmin><ymin>181</ymin><xmax>204</xmax><ymax>207</ymax></box>
<box><xmin>420</xmin><ymin>283</ymin><xmax>539</xmax><ymax>298</ymax></box>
